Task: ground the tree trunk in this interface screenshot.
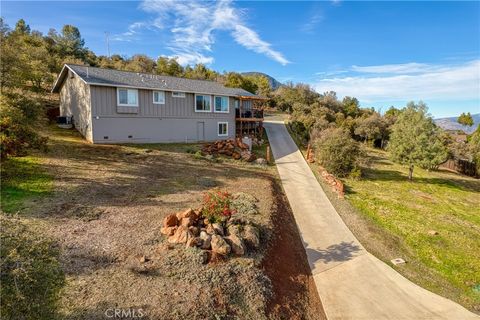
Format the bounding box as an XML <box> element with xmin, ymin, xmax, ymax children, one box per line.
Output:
<box><xmin>408</xmin><ymin>165</ymin><xmax>414</xmax><ymax>180</ymax></box>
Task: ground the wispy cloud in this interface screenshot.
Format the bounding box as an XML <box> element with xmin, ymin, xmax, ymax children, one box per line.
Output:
<box><xmin>111</xmin><ymin>22</ymin><xmax>149</xmax><ymax>41</ymax></box>
<box><xmin>301</xmin><ymin>12</ymin><xmax>323</xmax><ymax>34</ymax></box>
<box><xmin>314</xmin><ymin>60</ymin><xmax>480</xmax><ymax>103</ymax></box>
<box><xmin>114</xmin><ymin>0</ymin><xmax>289</xmax><ymax>66</ymax></box>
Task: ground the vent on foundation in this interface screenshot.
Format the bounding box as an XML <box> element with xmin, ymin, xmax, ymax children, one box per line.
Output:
<box><xmin>128</xmin><ymin>135</ymin><xmax>133</xmax><ymax>138</ymax></box>
<box><xmin>103</xmin><ymin>136</ymin><xmax>109</xmax><ymax>139</ymax></box>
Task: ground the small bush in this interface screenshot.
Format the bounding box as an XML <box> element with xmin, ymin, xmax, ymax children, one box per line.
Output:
<box><xmin>202</xmin><ymin>189</ymin><xmax>235</xmax><ymax>223</ymax></box>
<box><xmin>313</xmin><ymin>128</ymin><xmax>362</xmax><ymax>177</ymax></box>
<box><xmin>0</xmin><ymin>216</ymin><xmax>65</xmax><ymax>319</ymax></box>
<box><xmin>349</xmin><ymin>166</ymin><xmax>363</xmax><ymax>180</ymax></box>
<box><xmin>288</xmin><ymin>121</ymin><xmax>309</xmax><ymax>146</ymax></box>
<box><xmin>193</xmin><ymin>150</ymin><xmax>203</xmax><ymax>159</ymax></box>
<box><xmin>0</xmin><ymin>92</ymin><xmax>48</xmax><ymax>159</ymax></box>
<box><xmin>231</xmin><ymin>192</ymin><xmax>259</xmax><ymax>215</ymax></box>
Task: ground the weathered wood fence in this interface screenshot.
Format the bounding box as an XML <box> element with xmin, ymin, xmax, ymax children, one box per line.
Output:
<box><xmin>441</xmin><ymin>158</ymin><xmax>478</xmax><ymax>178</ymax></box>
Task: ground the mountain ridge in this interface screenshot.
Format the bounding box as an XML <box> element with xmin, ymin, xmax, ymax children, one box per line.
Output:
<box><xmin>241</xmin><ymin>72</ymin><xmax>282</xmax><ymax>90</ymax></box>
<box><xmin>434</xmin><ymin>113</ymin><xmax>480</xmax><ymax>134</ymax></box>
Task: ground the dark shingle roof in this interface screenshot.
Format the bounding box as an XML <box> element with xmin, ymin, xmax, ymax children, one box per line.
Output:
<box><xmin>52</xmin><ymin>64</ymin><xmax>257</xmax><ymax>97</ymax></box>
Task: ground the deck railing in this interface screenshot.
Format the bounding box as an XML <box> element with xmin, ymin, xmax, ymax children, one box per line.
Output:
<box><xmin>235</xmin><ymin>108</ymin><xmax>264</xmax><ymax>119</ymax></box>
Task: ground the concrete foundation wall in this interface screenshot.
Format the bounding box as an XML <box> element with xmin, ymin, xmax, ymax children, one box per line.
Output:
<box><xmin>92</xmin><ymin>117</ymin><xmax>234</xmax><ymax>143</ymax></box>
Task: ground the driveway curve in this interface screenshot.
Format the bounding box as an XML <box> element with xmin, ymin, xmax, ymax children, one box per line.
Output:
<box><xmin>264</xmin><ymin>119</ymin><xmax>478</xmax><ymax>320</ymax></box>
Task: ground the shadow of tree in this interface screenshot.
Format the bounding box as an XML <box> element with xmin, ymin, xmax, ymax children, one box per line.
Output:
<box><xmin>23</xmin><ymin>126</ymin><xmax>274</xmax><ymax>220</ymax></box>
<box><xmin>361</xmin><ymin>168</ymin><xmax>479</xmax><ymax>192</ymax></box>
<box><xmin>306</xmin><ymin>241</ymin><xmax>362</xmax><ymax>266</ymax></box>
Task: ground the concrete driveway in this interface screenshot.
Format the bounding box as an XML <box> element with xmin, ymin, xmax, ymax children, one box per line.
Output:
<box><xmin>264</xmin><ymin>119</ymin><xmax>478</xmax><ymax>320</ymax></box>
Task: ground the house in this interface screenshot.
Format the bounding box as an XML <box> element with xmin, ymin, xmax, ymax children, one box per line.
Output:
<box><xmin>52</xmin><ymin>64</ymin><xmax>265</xmax><ymax>143</ymax></box>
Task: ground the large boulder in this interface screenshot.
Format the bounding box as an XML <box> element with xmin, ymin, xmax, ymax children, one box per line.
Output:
<box><xmin>160</xmin><ymin>226</ymin><xmax>177</xmax><ymax>236</ymax></box>
<box><xmin>211</xmin><ymin>234</ymin><xmax>231</xmax><ymax>255</ymax></box>
<box><xmin>180</xmin><ymin>217</ymin><xmax>194</xmax><ymax>227</ymax></box>
<box><xmin>199</xmin><ymin>231</ymin><xmax>212</xmax><ymax>250</ymax></box>
<box><xmin>241</xmin><ymin>151</ymin><xmax>256</xmax><ymax>162</ymax></box>
<box><xmin>186</xmin><ymin>237</ymin><xmax>202</xmax><ymax>248</ymax></box>
<box><xmin>189</xmin><ymin>226</ymin><xmax>200</xmax><ymax>236</ymax></box>
<box><xmin>168</xmin><ymin>226</ymin><xmax>193</xmax><ymax>244</ymax></box>
<box><xmin>227</xmin><ymin>224</ymin><xmax>241</xmax><ymax>237</ymax></box>
<box><xmin>225</xmin><ymin>234</ymin><xmax>246</xmax><ymax>256</ymax></box>
<box><xmin>242</xmin><ymin>225</ymin><xmax>260</xmax><ymax>249</ymax></box>
<box><xmin>176</xmin><ymin>208</ymin><xmax>196</xmax><ymax>220</ymax></box>
<box><xmin>163</xmin><ymin>214</ymin><xmax>178</xmax><ymax>227</ymax></box>
<box><xmin>255</xmin><ymin>158</ymin><xmax>267</xmax><ymax>165</ymax></box>
<box><xmin>206</xmin><ymin>223</ymin><xmax>224</xmax><ymax>236</ymax></box>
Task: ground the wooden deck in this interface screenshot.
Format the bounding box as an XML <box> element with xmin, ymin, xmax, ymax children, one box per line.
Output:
<box><xmin>235</xmin><ymin>117</ymin><xmax>264</xmax><ymax>122</ymax></box>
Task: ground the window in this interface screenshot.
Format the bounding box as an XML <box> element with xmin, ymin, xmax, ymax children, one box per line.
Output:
<box><xmin>153</xmin><ymin>91</ymin><xmax>165</xmax><ymax>104</ymax></box>
<box><xmin>234</xmin><ymin>99</ymin><xmax>239</xmax><ymax>109</ymax></box>
<box><xmin>172</xmin><ymin>91</ymin><xmax>185</xmax><ymax>98</ymax></box>
<box><xmin>218</xmin><ymin>122</ymin><xmax>228</xmax><ymax>136</ymax></box>
<box><xmin>195</xmin><ymin>94</ymin><xmax>211</xmax><ymax>112</ymax></box>
<box><xmin>117</xmin><ymin>88</ymin><xmax>138</xmax><ymax>107</ymax></box>
<box><xmin>214</xmin><ymin>96</ymin><xmax>229</xmax><ymax>113</ymax></box>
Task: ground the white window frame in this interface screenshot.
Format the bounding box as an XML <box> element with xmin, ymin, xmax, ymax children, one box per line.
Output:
<box><xmin>214</xmin><ymin>96</ymin><xmax>230</xmax><ymax>113</ymax></box>
<box><xmin>172</xmin><ymin>91</ymin><xmax>186</xmax><ymax>98</ymax></box>
<box><xmin>117</xmin><ymin>88</ymin><xmax>139</xmax><ymax>107</ymax></box>
<box><xmin>217</xmin><ymin>121</ymin><xmax>228</xmax><ymax>137</ymax></box>
<box><xmin>195</xmin><ymin>94</ymin><xmax>212</xmax><ymax>113</ymax></box>
<box><xmin>153</xmin><ymin>90</ymin><xmax>165</xmax><ymax>105</ymax></box>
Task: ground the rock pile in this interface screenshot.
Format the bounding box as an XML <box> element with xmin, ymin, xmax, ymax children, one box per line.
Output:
<box><xmin>318</xmin><ymin>166</ymin><xmax>345</xmax><ymax>198</ymax></box>
<box><xmin>202</xmin><ymin>138</ymin><xmax>257</xmax><ymax>162</ymax></box>
<box><xmin>160</xmin><ymin>208</ymin><xmax>260</xmax><ymax>261</ymax></box>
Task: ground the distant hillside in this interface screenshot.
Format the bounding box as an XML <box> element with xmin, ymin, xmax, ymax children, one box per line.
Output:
<box><xmin>241</xmin><ymin>72</ymin><xmax>282</xmax><ymax>90</ymax></box>
<box><xmin>434</xmin><ymin>113</ymin><xmax>480</xmax><ymax>134</ymax></box>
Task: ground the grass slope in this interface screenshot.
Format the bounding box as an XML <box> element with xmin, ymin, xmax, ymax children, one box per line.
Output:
<box><xmin>1</xmin><ymin>156</ymin><xmax>53</xmax><ymax>213</ymax></box>
<box><xmin>343</xmin><ymin>149</ymin><xmax>480</xmax><ymax>311</ymax></box>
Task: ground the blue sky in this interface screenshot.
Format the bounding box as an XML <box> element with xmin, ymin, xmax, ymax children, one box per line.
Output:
<box><xmin>2</xmin><ymin>0</ymin><xmax>479</xmax><ymax>118</ymax></box>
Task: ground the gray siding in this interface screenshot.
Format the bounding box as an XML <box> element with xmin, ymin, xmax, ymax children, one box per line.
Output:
<box><xmin>59</xmin><ymin>71</ymin><xmax>92</xmax><ymax>141</ymax></box>
<box><xmin>89</xmin><ymin>85</ymin><xmax>236</xmax><ymax>143</ymax></box>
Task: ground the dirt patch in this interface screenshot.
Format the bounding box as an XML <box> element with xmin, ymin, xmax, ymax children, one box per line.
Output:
<box><xmin>262</xmin><ymin>181</ymin><xmax>326</xmax><ymax>320</ymax></box>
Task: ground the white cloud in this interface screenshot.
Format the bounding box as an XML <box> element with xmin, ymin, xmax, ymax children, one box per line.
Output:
<box><xmin>350</xmin><ymin>62</ymin><xmax>449</xmax><ymax>74</ymax></box>
<box><xmin>111</xmin><ymin>22</ymin><xmax>149</xmax><ymax>41</ymax></box>
<box><xmin>314</xmin><ymin>60</ymin><xmax>480</xmax><ymax>103</ymax></box>
<box><xmin>116</xmin><ymin>0</ymin><xmax>289</xmax><ymax>66</ymax></box>
<box><xmin>301</xmin><ymin>12</ymin><xmax>323</xmax><ymax>33</ymax></box>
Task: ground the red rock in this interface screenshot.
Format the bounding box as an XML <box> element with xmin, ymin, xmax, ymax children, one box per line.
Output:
<box><xmin>211</xmin><ymin>235</ymin><xmax>231</xmax><ymax>255</ymax></box>
<box><xmin>160</xmin><ymin>226</ymin><xmax>177</xmax><ymax>236</ymax></box>
<box><xmin>225</xmin><ymin>234</ymin><xmax>245</xmax><ymax>256</ymax></box>
<box><xmin>163</xmin><ymin>214</ymin><xmax>178</xmax><ymax>227</ymax></box>
<box><xmin>189</xmin><ymin>226</ymin><xmax>200</xmax><ymax>236</ymax></box>
<box><xmin>176</xmin><ymin>208</ymin><xmax>196</xmax><ymax>220</ymax></box>
<box><xmin>181</xmin><ymin>217</ymin><xmax>194</xmax><ymax>227</ymax></box>
<box><xmin>168</xmin><ymin>226</ymin><xmax>193</xmax><ymax>244</ymax></box>
<box><xmin>186</xmin><ymin>237</ymin><xmax>202</xmax><ymax>247</ymax></box>
<box><xmin>242</xmin><ymin>225</ymin><xmax>260</xmax><ymax>249</ymax></box>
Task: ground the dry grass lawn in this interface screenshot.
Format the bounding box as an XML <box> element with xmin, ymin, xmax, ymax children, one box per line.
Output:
<box><xmin>2</xmin><ymin>126</ymin><xmax>325</xmax><ymax>319</ymax></box>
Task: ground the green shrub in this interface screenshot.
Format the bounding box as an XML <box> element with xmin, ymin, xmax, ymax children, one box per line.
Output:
<box><xmin>314</xmin><ymin>128</ymin><xmax>362</xmax><ymax>177</ymax></box>
<box><xmin>0</xmin><ymin>216</ymin><xmax>65</xmax><ymax>319</ymax></box>
<box><xmin>0</xmin><ymin>92</ymin><xmax>48</xmax><ymax>159</ymax></box>
<box><xmin>288</xmin><ymin>121</ymin><xmax>309</xmax><ymax>145</ymax></box>
<box><xmin>202</xmin><ymin>189</ymin><xmax>235</xmax><ymax>223</ymax></box>
<box><xmin>231</xmin><ymin>192</ymin><xmax>258</xmax><ymax>215</ymax></box>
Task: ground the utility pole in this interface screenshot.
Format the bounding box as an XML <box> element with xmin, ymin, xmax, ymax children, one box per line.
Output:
<box><xmin>105</xmin><ymin>31</ymin><xmax>110</xmax><ymax>58</ymax></box>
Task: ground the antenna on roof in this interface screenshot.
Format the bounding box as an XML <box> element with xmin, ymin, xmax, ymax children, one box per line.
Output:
<box><xmin>104</xmin><ymin>32</ymin><xmax>110</xmax><ymax>58</ymax></box>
